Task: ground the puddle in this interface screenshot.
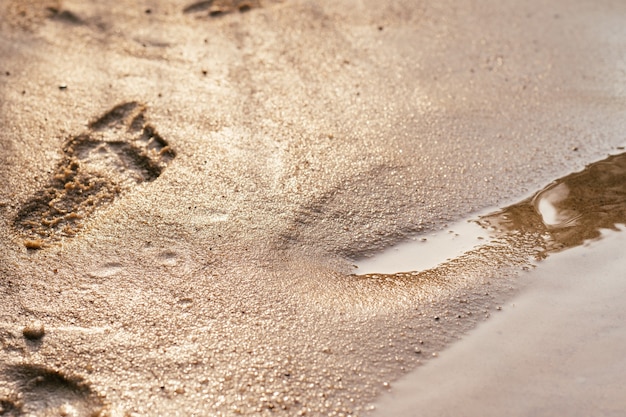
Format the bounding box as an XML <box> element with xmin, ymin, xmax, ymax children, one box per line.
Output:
<box><xmin>479</xmin><ymin>151</ymin><xmax>626</xmax><ymax>255</ymax></box>
<box><xmin>355</xmin><ymin>152</ymin><xmax>626</xmax><ymax>275</ymax></box>
<box><xmin>355</xmin><ymin>219</ymin><xmax>491</xmax><ymax>275</ymax></box>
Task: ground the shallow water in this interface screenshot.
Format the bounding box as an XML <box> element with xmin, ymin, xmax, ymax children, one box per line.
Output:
<box><xmin>480</xmin><ymin>151</ymin><xmax>626</xmax><ymax>256</ymax></box>
<box><xmin>356</xmin><ymin>152</ymin><xmax>626</xmax><ymax>275</ymax></box>
<box><xmin>370</xmin><ymin>226</ymin><xmax>626</xmax><ymax>417</ymax></box>
<box><xmin>354</xmin><ymin>219</ymin><xmax>490</xmax><ymax>275</ymax></box>
<box><xmin>368</xmin><ymin>152</ymin><xmax>626</xmax><ymax>416</ymax></box>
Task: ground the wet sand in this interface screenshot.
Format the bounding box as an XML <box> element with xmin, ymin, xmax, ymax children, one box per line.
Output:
<box><xmin>1</xmin><ymin>0</ymin><xmax>626</xmax><ymax>415</ymax></box>
<box><xmin>365</xmin><ymin>150</ymin><xmax>626</xmax><ymax>416</ymax></box>
<box><xmin>371</xmin><ymin>228</ymin><xmax>626</xmax><ymax>417</ymax></box>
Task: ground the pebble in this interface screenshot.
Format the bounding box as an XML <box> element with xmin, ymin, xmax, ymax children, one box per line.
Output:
<box><xmin>23</xmin><ymin>320</ymin><xmax>45</xmax><ymax>340</ymax></box>
<box><xmin>24</xmin><ymin>239</ymin><xmax>43</xmax><ymax>250</ymax></box>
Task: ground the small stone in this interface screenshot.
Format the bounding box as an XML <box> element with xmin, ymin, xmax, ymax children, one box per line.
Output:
<box><xmin>58</xmin><ymin>403</ymin><xmax>77</xmax><ymax>417</ymax></box>
<box><xmin>24</xmin><ymin>239</ymin><xmax>43</xmax><ymax>250</ymax></box>
<box><xmin>23</xmin><ymin>320</ymin><xmax>45</xmax><ymax>340</ymax></box>
<box><xmin>59</xmin><ymin>84</ymin><xmax>68</xmax><ymax>90</ymax></box>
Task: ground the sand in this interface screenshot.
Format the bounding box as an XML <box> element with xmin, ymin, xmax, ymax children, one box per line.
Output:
<box><xmin>371</xmin><ymin>228</ymin><xmax>626</xmax><ymax>417</ymax></box>
<box><xmin>1</xmin><ymin>0</ymin><xmax>625</xmax><ymax>415</ymax></box>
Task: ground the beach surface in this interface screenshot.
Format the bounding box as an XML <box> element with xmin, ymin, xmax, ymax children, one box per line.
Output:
<box><xmin>371</xmin><ymin>228</ymin><xmax>626</xmax><ymax>417</ymax></box>
<box><xmin>1</xmin><ymin>0</ymin><xmax>625</xmax><ymax>415</ymax></box>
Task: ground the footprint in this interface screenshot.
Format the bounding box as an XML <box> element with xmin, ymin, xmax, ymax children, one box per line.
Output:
<box><xmin>14</xmin><ymin>102</ymin><xmax>175</xmax><ymax>247</ymax></box>
<box><xmin>0</xmin><ymin>364</ymin><xmax>106</xmax><ymax>416</ymax></box>
<box><xmin>183</xmin><ymin>0</ymin><xmax>261</xmax><ymax>17</ymax></box>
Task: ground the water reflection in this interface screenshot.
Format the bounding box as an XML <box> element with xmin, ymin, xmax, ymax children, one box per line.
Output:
<box><xmin>354</xmin><ymin>152</ymin><xmax>626</xmax><ymax>277</ymax></box>
<box><xmin>480</xmin><ymin>152</ymin><xmax>626</xmax><ymax>255</ymax></box>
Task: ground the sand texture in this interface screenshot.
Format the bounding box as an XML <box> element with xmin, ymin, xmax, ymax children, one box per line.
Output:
<box><xmin>1</xmin><ymin>0</ymin><xmax>625</xmax><ymax>415</ymax></box>
<box><xmin>371</xmin><ymin>228</ymin><xmax>626</xmax><ymax>417</ymax></box>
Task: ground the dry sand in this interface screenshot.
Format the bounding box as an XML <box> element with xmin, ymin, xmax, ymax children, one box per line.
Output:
<box><xmin>1</xmin><ymin>0</ymin><xmax>625</xmax><ymax>416</ymax></box>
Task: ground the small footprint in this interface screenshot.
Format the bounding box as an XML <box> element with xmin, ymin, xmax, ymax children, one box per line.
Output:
<box><xmin>0</xmin><ymin>364</ymin><xmax>106</xmax><ymax>416</ymax></box>
<box><xmin>183</xmin><ymin>0</ymin><xmax>261</xmax><ymax>17</ymax></box>
<box><xmin>14</xmin><ymin>102</ymin><xmax>175</xmax><ymax>247</ymax></box>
